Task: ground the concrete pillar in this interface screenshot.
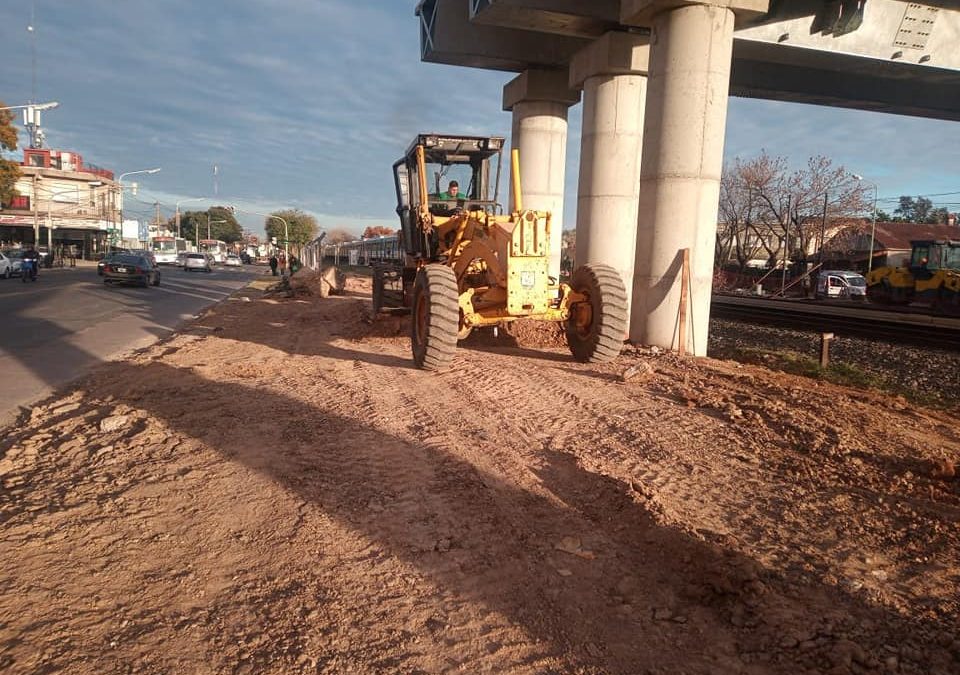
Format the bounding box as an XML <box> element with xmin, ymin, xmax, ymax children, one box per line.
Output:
<box><xmin>630</xmin><ymin>3</ymin><xmax>736</xmax><ymax>356</ymax></box>
<box><xmin>503</xmin><ymin>69</ymin><xmax>580</xmax><ymax>280</ymax></box>
<box><xmin>569</xmin><ymin>32</ymin><xmax>649</xmax><ymax>321</ymax></box>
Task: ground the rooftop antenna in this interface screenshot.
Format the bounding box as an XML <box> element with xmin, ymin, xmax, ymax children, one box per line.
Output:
<box><xmin>29</xmin><ymin>0</ymin><xmax>36</xmax><ymax>103</ymax></box>
<box><xmin>24</xmin><ymin>0</ymin><xmax>49</xmax><ymax>149</ymax></box>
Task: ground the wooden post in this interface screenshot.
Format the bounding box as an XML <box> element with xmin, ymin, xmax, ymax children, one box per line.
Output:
<box><xmin>820</xmin><ymin>332</ymin><xmax>834</xmax><ymax>369</ymax></box>
<box><xmin>678</xmin><ymin>248</ymin><xmax>690</xmax><ymax>356</ymax></box>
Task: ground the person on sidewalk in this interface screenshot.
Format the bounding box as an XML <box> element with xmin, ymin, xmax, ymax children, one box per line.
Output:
<box><xmin>278</xmin><ymin>253</ymin><xmax>287</xmax><ymax>276</ymax></box>
<box><xmin>269</xmin><ymin>254</ymin><xmax>279</xmax><ymax>276</ymax></box>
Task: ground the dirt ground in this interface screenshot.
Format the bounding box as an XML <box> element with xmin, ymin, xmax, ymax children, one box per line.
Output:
<box><xmin>2</xmin><ymin>273</ymin><xmax>959</xmax><ymax>675</ymax></box>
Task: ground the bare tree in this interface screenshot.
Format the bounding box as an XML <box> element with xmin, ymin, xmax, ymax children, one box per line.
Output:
<box><xmin>719</xmin><ymin>152</ymin><xmax>871</xmax><ymax>271</ymax></box>
<box><xmin>326</xmin><ymin>227</ymin><xmax>358</xmax><ymax>244</ymax></box>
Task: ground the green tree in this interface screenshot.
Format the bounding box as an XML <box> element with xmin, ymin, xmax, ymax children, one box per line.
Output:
<box><xmin>177</xmin><ymin>207</ymin><xmax>242</xmax><ymax>244</ymax></box>
<box><xmin>264</xmin><ymin>208</ymin><xmax>318</xmax><ymax>247</ymax></box>
<box><xmin>0</xmin><ymin>102</ymin><xmax>21</xmax><ymax>207</ymax></box>
<box><xmin>927</xmin><ymin>206</ymin><xmax>950</xmax><ymax>225</ymax></box>
<box><xmin>893</xmin><ymin>195</ymin><xmax>934</xmax><ymax>223</ymax></box>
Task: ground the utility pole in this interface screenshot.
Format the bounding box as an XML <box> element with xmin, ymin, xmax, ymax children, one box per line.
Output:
<box><xmin>781</xmin><ymin>195</ymin><xmax>790</xmax><ymax>295</ymax></box>
<box><xmin>818</xmin><ymin>191</ymin><xmax>828</xmax><ymax>269</ymax></box>
<box><xmin>32</xmin><ymin>174</ymin><xmax>40</xmax><ymax>246</ymax></box>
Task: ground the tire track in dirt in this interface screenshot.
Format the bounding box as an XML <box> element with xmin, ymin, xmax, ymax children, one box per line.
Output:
<box><xmin>331</xmin><ymin>355</ymin><xmax>577</xmax><ymax>672</ymax></box>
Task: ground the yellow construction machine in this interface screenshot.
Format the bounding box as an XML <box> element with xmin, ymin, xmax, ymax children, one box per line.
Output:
<box><xmin>866</xmin><ymin>239</ymin><xmax>960</xmax><ymax>314</ymax></box>
<box><xmin>378</xmin><ymin>133</ymin><xmax>627</xmax><ymax>370</ymax></box>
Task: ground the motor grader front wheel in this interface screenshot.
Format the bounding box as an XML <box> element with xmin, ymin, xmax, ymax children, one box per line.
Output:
<box><xmin>566</xmin><ymin>263</ymin><xmax>627</xmax><ymax>363</ymax></box>
<box><xmin>411</xmin><ymin>264</ymin><xmax>459</xmax><ymax>370</ymax></box>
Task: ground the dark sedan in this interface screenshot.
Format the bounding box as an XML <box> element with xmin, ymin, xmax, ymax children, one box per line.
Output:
<box><xmin>102</xmin><ymin>254</ymin><xmax>161</xmax><ymax>287</ymax></box>
<box><xmin>97</xmin><ymin>251</ymin><xmax>125</xmax><ymax>276</ymax></box>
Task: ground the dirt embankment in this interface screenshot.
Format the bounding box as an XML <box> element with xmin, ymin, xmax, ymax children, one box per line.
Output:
<box><xmin>1</xmin><ymin>274</ymin><xmax>958</xmax><ymax>674</ymax></box>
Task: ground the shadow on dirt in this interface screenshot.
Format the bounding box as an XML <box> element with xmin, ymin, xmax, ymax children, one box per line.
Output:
<box><xmin>31</xmin><ymin>356</ymin><xmax>952</xmax><ymax>674</ymax></box>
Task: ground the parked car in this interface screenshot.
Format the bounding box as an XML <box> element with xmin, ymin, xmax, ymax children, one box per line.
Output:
<box><xmin>183</xmin><ymin>252</ymin><xmax>212</xmax><ymax>273</ymax></box>
<box><xmin>224</xmin><ymin>254</ymin><xmax>242</xmax><ymax>267</ymax></box>
<box><xmin>816</xmin><ymin>270</ymin><xmax>867</xmax><ymax>300</ymax></box>
<box><xmin>2</xmin><ymin>249</ymin><xmax>25</xmax><ymax>277</ymax></box>
<box><xmin>0</xmin><ymin>251</ymin><xmax>15</xmax><ymax>278</ymax></box>
<box><xmin>102</xmin><ymin>253</ymin><xmax>161</xmax><ymax>287</ymax></box>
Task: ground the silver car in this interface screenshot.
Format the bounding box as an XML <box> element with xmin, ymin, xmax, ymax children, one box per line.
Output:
<box><xmin>183</xmin><ymin>252</ymin><xmax>212</xmax><ymax>273</ymax></box>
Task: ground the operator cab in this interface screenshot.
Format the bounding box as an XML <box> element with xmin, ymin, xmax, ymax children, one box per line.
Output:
<box><xmin>393</xmin><ymin>134</ymin><xmax>505</xmax><ymax>259</ymax></box>
<box><xmin>908</xmin><ymin>239</ymin><xmax>960</xmax><ymax>280</ymax></box>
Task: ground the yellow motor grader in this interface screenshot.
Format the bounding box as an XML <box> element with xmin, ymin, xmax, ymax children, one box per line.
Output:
<box><xmin>378</xmin><ymin>133</ymin><xmax>626</xmax><ymax>370</ymax></box>
<box><xmin>866</xmin><ymin>239</ymin><xmax>960</xmax><ymax>314</ymax></box>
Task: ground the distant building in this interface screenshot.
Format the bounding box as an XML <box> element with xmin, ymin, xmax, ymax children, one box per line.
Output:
<box><xmin>0</xmin><ymin>147</ymin><xmax>119</xmax><ymax>258</ymax></box>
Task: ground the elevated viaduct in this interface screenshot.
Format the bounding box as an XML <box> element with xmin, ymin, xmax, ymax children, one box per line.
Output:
<box><xmin>416</xmin><ymin>0</ymin><xmax>960</xmax><ymax>355</ymax></box>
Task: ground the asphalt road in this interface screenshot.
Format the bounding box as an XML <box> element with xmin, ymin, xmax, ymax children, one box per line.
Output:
<box><xmin>0</xmin><ymin>263</ymin><xmax>261</xmax><ymax>425</ymax></box>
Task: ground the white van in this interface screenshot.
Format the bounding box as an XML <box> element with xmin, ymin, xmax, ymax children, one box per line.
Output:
<box><xmin>816</xmin><ymin>270</ymin><xmax>867</xmax><ymax>300</ymax></box>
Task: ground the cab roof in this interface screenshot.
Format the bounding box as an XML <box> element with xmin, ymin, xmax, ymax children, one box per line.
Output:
<box><xmin>404</xmin><ymin>134</ymin><xmax>505</xmax><ymax>163</ymax></box>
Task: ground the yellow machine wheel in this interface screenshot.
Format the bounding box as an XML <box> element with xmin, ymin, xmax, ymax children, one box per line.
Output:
<box><xmin>566</xmin><ymin>263</ymin><xmax>628</xmax><ymax>363</ymax></box>
<box><xmin>411</xmin><ymin>264</ymin><xmax>459</xmax><ymax>370</ymax></box>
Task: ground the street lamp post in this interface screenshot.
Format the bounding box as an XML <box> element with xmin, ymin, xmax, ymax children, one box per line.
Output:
<box><xmin>115</xmin><ymin>168</ymin><xmax>161</xmax><ymax>246</ymax></box>
<box><xmin>198</xmin><ymin>209</ymin><xmax>227</xmax><ymax>254</ymax></box>
<box><xmin>207</xmin><ymin>219</ymin><xmax>226</xmax><ymax>243</ymax></box>
<box><xmin>853</xmin><ymin>175</ymin><xmax>879</xmax><ymax>273</ymax></box>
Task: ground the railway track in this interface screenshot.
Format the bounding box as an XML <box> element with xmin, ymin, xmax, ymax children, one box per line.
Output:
<box><xmin>711</xmin><ymin>295</ymin><xmax>960</xmax><ymax>352</ymax></box>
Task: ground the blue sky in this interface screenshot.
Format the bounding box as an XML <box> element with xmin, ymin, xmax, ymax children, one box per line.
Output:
<box><xmin>2</xmin><ymin>0</ymin><xmax>959</xmax><ymax>235</ymax></box>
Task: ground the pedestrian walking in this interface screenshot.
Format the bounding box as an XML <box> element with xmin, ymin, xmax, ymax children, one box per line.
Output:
<box><xmin>269</xmin><ymin>254</ymin><xmax>279</xmax><ymax>276</ymax></box>
<box><xmin>279</xmin><ymin>253</ymin><xmax>287</xmax><ymax>276</ymax></box>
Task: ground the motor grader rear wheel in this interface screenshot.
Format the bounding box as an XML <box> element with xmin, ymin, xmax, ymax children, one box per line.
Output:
<box><xmin>411</xmin><ymin>264</ymin><xmax>459</xmax><ymax>370</ymax></box>
<box><xmin>566</xmin><ymin>263</ymin><xmax>627</xmax><ymax>363</ymax></box>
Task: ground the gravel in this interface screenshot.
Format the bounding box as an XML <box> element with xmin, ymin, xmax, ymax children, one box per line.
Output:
<box><xmin>708</xmin><ymin>318</ymin><xmax>960</xmax><ymax>405</ymax></box>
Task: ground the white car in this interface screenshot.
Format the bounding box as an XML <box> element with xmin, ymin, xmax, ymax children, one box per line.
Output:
<box><xmin>816</xmin><ymin>270</ymin><xmax>868</xmax><ymax>300</ymax></box>
<box><xmin>154</xmin><ymin>250</ymin><xmax>179</xmax><ymax>265</ymax></box>
<box><xmin>224</xmin><ymin>254</ymin><xmax>242</xmax><ymax>267</ymax></box>
<box><xmin>1</xmin><ymin>250</ymin><xmax>23</xmax><ymax>278</ymax></box>
<box><xmin>183</xmin><ymin>252</ymin><xmax>212</xmax><ymax>273</ymax></box>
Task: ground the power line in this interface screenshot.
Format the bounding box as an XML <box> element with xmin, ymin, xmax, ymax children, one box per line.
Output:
<box><xmin>876</xmin><ymin>190</ymin><xmax>960</xmax><ymax>203</ymax></box>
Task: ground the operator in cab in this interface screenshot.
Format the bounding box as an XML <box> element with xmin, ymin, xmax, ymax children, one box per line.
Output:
<box><xmin>437</xmin><ymin>180</ymin><xmax>464</xmax><ymax>201</ymax></box>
